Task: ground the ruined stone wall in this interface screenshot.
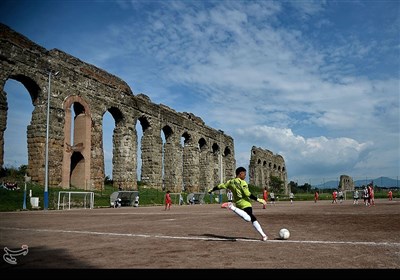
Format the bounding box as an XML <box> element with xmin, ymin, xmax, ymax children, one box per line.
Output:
<box><xmin>248</xmin><ymin>146</ymin><xmax>288</xmax><ymax>194</ymax></box>
<box><xmin>0</xmin><ymin>23</ymin><xmax>235</xmax><ymax>192</ymax></box>
<box><xmin>339</xmin><ymin>175</ymin><xmax>354</xmax><ymax>191</ymax></box>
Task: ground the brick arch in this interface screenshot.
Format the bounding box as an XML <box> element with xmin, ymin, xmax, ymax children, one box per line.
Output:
<box><xmin>61</xmin><ymin>95</ymin><xmax>92</xmax><ymax>189</ymax></box>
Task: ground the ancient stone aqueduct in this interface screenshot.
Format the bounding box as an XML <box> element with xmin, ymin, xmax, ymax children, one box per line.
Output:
<box><xmin>249</xmin><ymin>146</ymin><xmax>287</xmax><ymax>191</ymax></box>
<box><xmin>0</xmin><ymin>23</ymin><xmax>287</xmax><ymax>193</ymax></box>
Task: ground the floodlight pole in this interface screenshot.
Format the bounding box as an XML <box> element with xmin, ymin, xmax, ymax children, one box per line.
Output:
<box><xmin>44</xmin><ymin>70</ymin><xmax>58</xmax><ymax>210</ymax></box>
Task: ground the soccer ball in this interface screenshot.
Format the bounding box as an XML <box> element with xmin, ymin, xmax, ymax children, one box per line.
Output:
<box><xmin>279</xmin><ymin>228</ymin><xmax>290</xmax><ymax>240</ymax></box>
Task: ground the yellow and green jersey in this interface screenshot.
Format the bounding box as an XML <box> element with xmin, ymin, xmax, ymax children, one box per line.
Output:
<box><xmin>217</xmin><ymin>178</ymin><xmax>252</xmax><ymax>209</ymax></box>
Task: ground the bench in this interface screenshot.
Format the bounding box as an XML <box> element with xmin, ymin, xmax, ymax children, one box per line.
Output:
<box><xmin>110</xmin><ymin>191</ymin><xmax>139</xmax><ymax>207</ymax></box>
<box><xmin>187</xmin><ymin>192</ymin><xmax>205</xmax><ymax>204</ymax></box>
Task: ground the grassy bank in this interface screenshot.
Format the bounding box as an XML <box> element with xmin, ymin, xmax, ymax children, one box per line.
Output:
<box><xmin>0</xmin><ymin>182</ymin><xmax>397</xmax><ymax>212</ymax></box>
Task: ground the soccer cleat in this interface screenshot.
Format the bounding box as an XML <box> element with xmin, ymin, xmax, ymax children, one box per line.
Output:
<box><xmin>221</xmin><ymin>202</ymin><xmax>233</xmax><ymax>210</ymax></box>
<box><xmin>221</xmin><ymin>202</ymin><xmax>229</xmax><ymax>208</ymax></box>
<box><xmin>262</xmin><ymin>235</ymin><xmax>268</xmax><ymax>241</ymax></box>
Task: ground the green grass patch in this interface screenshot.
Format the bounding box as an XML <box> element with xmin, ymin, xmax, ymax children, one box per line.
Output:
<box><xmin>0</xmin><ymin>183</ymin><xmax>397</xmax><ymax>212</ymax></box>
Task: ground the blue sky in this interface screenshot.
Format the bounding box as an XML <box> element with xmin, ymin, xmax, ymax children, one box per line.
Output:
<box><xmin>1</xmin><ymin>0</ymin><xmax>399</xmax><ymax>185</ymax></box>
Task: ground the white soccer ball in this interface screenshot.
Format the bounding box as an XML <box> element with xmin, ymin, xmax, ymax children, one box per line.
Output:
<box><xmin>279</xmin><ymin>228</ymin><xmax>290</xmax><ymax>240</ymax></box>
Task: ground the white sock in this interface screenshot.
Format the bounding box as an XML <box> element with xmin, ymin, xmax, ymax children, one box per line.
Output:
<box><xmin>228</xmin><ymin>204</ymin><xmax>251</xmax><ymax>222</ymax></box>
<box><xmin>252</xmin><ymin>220</ymin><xmax>267</xmax><ymax>237</ymax></box>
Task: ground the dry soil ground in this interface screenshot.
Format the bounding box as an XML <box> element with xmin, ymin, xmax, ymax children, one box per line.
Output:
<box><xmin>1</xmin><ymin>198</ymin><xmax>399</xmax><ymax>272</ymax></box>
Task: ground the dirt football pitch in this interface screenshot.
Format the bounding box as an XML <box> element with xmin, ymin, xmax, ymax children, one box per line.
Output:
<box><xmin>1</xmin><ymin>198</ymin><xmax>399</xmax><ymax>271</ymax></box>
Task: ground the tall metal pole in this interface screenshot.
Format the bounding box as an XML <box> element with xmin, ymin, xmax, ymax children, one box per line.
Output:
<box><xmin>44</xmin><ymin>71</ymin><xmax>51</xmax><ymax>210</ymax></box>
<box><xmin>44</xmin><ymin>70</ymin><xmax>58</xmax><ymax>210</ymax></box>
<box><xmin>23</xmin><ymin>173</ymin><xmax>29</xmax><ymax>210</ymax></box>
<box><xmin>219</xmin><ymin>152</ymin><xmax>223</xmax><ymax>204</ymax></box>
<box><xmin>23</xmin><ymin>180</ymin><xmax>27</xmax><ymax>210</ymax></box>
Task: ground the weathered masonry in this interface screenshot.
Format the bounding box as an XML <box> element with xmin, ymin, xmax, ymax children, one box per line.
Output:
<box><xmin>0</xmin><ymin>24</ymin><xmax>235</xmax><ymax>192</ymax></box>
<box><xmin>248</xmin><ymin>146</ymin><xmax>288</xmax><ymax>193</ymax></box>
<box><xmin>338</xmin><ymin>175</ymin><xmax>354</xmax><ymax>191</ymax></box>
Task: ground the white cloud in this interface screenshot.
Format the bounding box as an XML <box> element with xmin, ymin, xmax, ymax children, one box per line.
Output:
<box><xmin>235</xmin><ymin>125</ymin><xmax>375</xmax><ymax>181</ymax></box>
<box><xmin>107</xmin><ymin>1</ymin><xmax>398</xmax><ymax>183</ymax></box>
<box><xmin>2</xmin><ymin>0</ymin><xmax>399</xmax><ymax>184</ymax></box>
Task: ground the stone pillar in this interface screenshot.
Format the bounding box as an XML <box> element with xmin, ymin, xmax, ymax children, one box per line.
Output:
<box><xmin>163</xmin><ymin>132</ymin><xmax>182</xmax><ymax>192</ymax></box>
<box><xmin>141</xmin><ymin>125</ymin><xmax>163</xmax><ymax>189</ymax></box>
<box><xmin>182</xmin><ymin>137</ymin><xmax>200</xmax><ymax>192</ymax></box>
<box><xmin>112</xmin><ymin>120</ymin><xmax>137</xmax><ymax>190</ymax></box>
<box><xmin>0</xmin><ymin>85</ymin><xmax>7</xmax><ymax>168</ymax></box>
<box><xmin>90</xmin><ymin>113</ymin><xmax>105</xmax><ymax>190</ymax></box>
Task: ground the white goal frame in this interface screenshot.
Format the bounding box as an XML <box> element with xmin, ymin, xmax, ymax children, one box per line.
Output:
<box><xmin>169</xmin><ymin>193</ymin><xmax>184</xmax><ymax>205</ymax></box>
<box><xmin>57</xmin><ymin>191</ymin><xmax>95</xmax><ymax>210</ymax></box>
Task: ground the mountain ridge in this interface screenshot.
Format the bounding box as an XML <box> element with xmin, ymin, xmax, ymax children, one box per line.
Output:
<box><xmin>314</xmin><ymin>176</ymin><xmax>399</xmax><ymax>189</ymax></box>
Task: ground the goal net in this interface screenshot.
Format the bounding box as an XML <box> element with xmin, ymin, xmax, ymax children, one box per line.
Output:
<box><xmin>57</xmin><ymin>191</ymin><xmax>94</xmax><ymax>210</ymax></box>
<box><xmin>169</xmin><ymin>193</ymin><xmax>184</xmax><ymax>205</ymax></box>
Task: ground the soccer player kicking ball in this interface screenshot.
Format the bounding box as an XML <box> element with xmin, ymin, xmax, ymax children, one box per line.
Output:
<box><xmin>208</xmin><ymin>166</ymin><xmax>268</xmax><ymax>241</ymax></box>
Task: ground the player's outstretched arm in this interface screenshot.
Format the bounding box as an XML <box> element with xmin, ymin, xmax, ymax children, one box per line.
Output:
<box><xmin>250</xmin><ymin>193</ymin><xmax>266</xmax><ymax>205</ymax></box>
<box><xmin>257</xmin><ymin>198</ymin><xmax>267</xmax><ymax>205</ymax></box>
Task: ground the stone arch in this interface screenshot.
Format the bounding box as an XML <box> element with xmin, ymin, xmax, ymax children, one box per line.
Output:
<box><xmin>199</xmin><ymin>138</ymin><xmax>207</xmax><ymax>152</ymax></box>
<box><xmin>61</xmin><ymin>95</ymin><xmax>91</xmax><ymax>189</ymax></box>
<box><xmin>0</xmin><ymin>24</ymin><xmax>236</xmax><ymax>192</ymax></box>
<box><xmin>212</xmin><ymin>142</ymin><xmax>222</xmax><ymax>186</ymax></box>
<box><xmin>0</xmin><ymin>75</ymin><xmax>39</xmax><ymax>168</ymax></box>
<box><xmin>8</xmin><ymin>74</ymin><xmax>40</xmax><ymax>103</ymax></box>
<box><xmin>249</xmin><ymin>146</ymin><xmax>288</xmax><ymax>193</ymax></box>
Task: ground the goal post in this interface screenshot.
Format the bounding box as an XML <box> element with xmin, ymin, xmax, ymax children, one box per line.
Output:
<box><xmin>57</xmin><ymin>191</ymin><xmax>94</xmax><ymax>210</ymax></box>
<box><xmin>169</xmin><ymin>193</ymin><xmax>184</xmax><ymax>205</ymax></box>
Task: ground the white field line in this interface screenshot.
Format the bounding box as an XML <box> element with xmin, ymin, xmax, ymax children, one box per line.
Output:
<box><xmin>1</xmin><ymin>226</ymin><xmax>400</xmax><ymax>247</ymax></box>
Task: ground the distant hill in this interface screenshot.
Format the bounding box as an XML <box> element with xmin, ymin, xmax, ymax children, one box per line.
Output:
<box><xmin>314</xmin><ymin>176</ymin><xmax>399</xmax><ymax>189</ymax></box>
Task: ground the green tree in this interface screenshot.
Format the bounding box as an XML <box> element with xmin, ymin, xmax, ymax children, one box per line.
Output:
<box><xmin>299</xmin><ymin>183</ymin><xmax>312</xmax><ymax>193</ymax></box>
<box><xmin>269</xmin><ymin>175</ymin><xmax>284</xmax><ymax>193</ymax></box>
<box><xmin>288</xmin><ymin>181</ymin><xmax>299</xmax><ymax>193</ymax></box>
